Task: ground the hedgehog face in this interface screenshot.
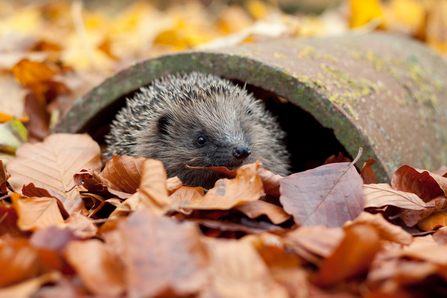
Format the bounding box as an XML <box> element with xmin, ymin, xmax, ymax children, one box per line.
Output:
<box><xmin>105</xmin><ymin>72</ymin><xmax>290</xmax><ymax>188</ymax></box>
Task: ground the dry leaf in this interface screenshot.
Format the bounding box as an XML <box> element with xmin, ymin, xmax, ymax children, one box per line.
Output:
<box><xmin>0</xmin><ymin>160</ymin><xmax>8</xmax><ymax>194</ymax></box>
<box><xmin>74</xmin><ymin>169</ymin><xmax>131</xmax><ymax>200</ymax></box>
<box><xmin>313</xmin><ymin>224</ymin><xmax>381</xmax><ymax>287</ymax></box>
<box><xmin>112</xmin><ymin>211</ymin><xmax>209</xmax><ymax>297</ymax></box>
<box><xmin>257</xmin><ymin>167</ymin><xmax>282</xmax><ymax>197</ymax></box>
<box><xmin>0</xmin><ymin>206</ymin><xmax>30</xmax><ymax>237</ymax></box>
<box><xmin>418</xmin><ymin>209</ymin><xmax>447</xmax><ymax>231</ymax></box>
<box><xmin>11</xmin><ymin>193</ymin><xmax>65</xmax><ymax>231</ymax></box>
<box><xmin>0</xmin><ymin>271</ymin><xmax>60</xmax><ymax>298</ymax></box>
<box><xmin>100</xmin><ymin>155</ymin><xmax>146</xmax><ymax>193</ymax></box>
<box><xmin>65</xmin><ymin>212</ymin><xmax>98</xmax><ymax>238</ymax></box>
<box><xmin>202</xmin><ymin>238</ymin><xmax>289</xmax><ymax>298</ymax></box>
<box><xmin>400</xmin><ymin>194</ymin><xmax>447</xmax><ymax>227</ymax></box>
<box><xmin>137</xmin><ymin>159</ymin><xmax>173</xmax><ymax>215</ymax></box>
<box><xmin>235</xmin><ymin>200</ymin><xmax>291</xmax><ymax>225</ymax></box>
<box><xmin>344</xmin><ymin>212</ymin><xmax>412</xmax><ymax>245</ymax></box>
<box><xmin>363</xmin><ymin>183</ymin><xmax>429</xmax><ymax>210</ymax></box>
<box><xmin>22</xmin><ymin>183</ymin><xmax>69</xmax><ymax>218</ymax></box>
<box><xmin>179</xmin><ymin>160</ymin><xmax>264</xmax><ymax>210</ymax></box>
<box><xmin>280</xmin><ymin>162</ymin><xmax>364</xmax><ymax>227</ymax></box>
<box><xmin>0</xmin><ymin>237</ymin><xmax>44</xmax><ymax>287</ymax></box>
<box><xmin>11</xmin><ymin>59</ymin><xmax>57</xmax><ymax>87</ymax></box>
<box><xmin>65</xmin><ymin>240</ymin><xmax>125</xmax><ymax>297</ymax></box>
<box><xmin>283</xmin><ymin>226</ymin><xmax>345</xmax><ymax>264</ymax></box>
<box><xmin>360</xmin><ymin>158</ymin><xmax>377</xmax><ymax>184</ymax></box>
<box><xmin>7</xmin><ymin>133</ymin><xmax>101</xmax><ymax>214</ymax></box>
<box><xmin>432</xmin><ymin>226</ymin><xmax>447</xmax><ymax>245</ymax></box>
<box><xmin>323</xmin><ymin>152</ymin><xmax>351</xmax><ymax>164</ymax></box>
<box><xmin>30</xmin><ymin>226</ymin><xmax>79</xmax><ymax>253</ymax></box>
<box><xmin>243</xmin><ymin>233</ymin><xmax>301</xmax><ymax>269</ymax></box>
<box><xmin>166</xmin><ymin>176</ymin><xmax>183</xmax><ymax>195</ymax></box>
<box><xmin>391</xmin><ymin>165</ymin><xmax>444</xmax><ymax>201</ymax></box>
<box><xmin>0</xmin><ymin>75</ymin><xmax>27</xmax><ymax>122</ymax></box>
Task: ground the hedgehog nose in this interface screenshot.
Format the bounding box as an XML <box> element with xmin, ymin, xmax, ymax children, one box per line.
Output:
<box><xmin>233</xmin><ymin>145</ymin><xmax>251</xmax><ymax>159</ymax></box>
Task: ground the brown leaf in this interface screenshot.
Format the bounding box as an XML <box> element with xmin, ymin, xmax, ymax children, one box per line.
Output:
<box><xmin>22</xmin><ymin>183</ymin><xmax>70</xmax><ymax>218</ymax></box>
<box><xmin>400</xmin><ymin>235</ymin><xmax>447</xmax><ymax>265</ymax></box>
<box><xmin>235</xmin><ymin>200</ymin><xmax>291</xmax><ymax>224</ymax></box>
<box><xmin>180</xmin><ymin>160</ymin><xmax>264</xmax><ymax>210</ymax></box>
<box><xmin>100</xmin><ymin>155</ymin><xmax>146</xmax><ymax>193</ymax></box>
<box><xmin>280</xmin><ymin>162</ymin><xmax>364</xmax><ymax>227</ymax></box>
<box><xmin>363</xmin><ymin>183</ymin><xmax>429</xmax><ymax>210</ymax></box>
<box><xmin>167</xmin><ymin>176</ymin><xmax>183</xmax><ymax>195</ymax></box>
<box><xmin>391</xmin><ymin>165</ymin><xmax>443</xmax><ymax>202</ymax></box>
<box><xmin>432</xmin><ymin>226</ymin><xmax>447</xmax><ymax>245</ymax></box>
<box><xmin>65</xmin><ymin>212</ymin><xmax>98</xmax><ymax>238</ymax></box>
<box><xmin>0</xmin><ymin>271</ymin><xmax>60</xmax><ymax>298</ymax></box>
<box><xmin>30</xmin><ymin>226</ymin><xmax>79</xmax><ymax>253</ymax></box>
<box><xmin>11</xmin><ymin>193</ymin><xmax>65</xmax><ymax>231</ymax></box>
<box><xmin>323</xmin><ymin>152</ymin><xmax>351</xmax><ymax>164</ymax></box>
<box><xmin>7</xmin><ymin>133</ymin><xmax>101</xmax><ymax>214</ymax></box>
<box><xmin>188</xmin><ymin>218</ymin><xmax>286</xmax><ymax>235</ymax></box>
<box><xmin>202</xmin><ymin>238</ymin><xmax>289</xmax><ymax>298</ymax></box>
<box><xmin>24</xmin><ymin>93</ymin><xmax>49</xmax><ymax>140</ymax></box>
<box><xmin>313</xmin><ymin>224</ymin><xmax>381</xmax><ymax>287</ymax></box>
<box><xmin>0</xmin><ymin>206</ymin><xmax>30</xmax><ymax>238</ymax></box>
<box><xmin>0</xmin><ymin>160</ymin><xmax>9</xmax><ymax>194</ymax></box>
<box><xmin>243</xmin><ymin>233</ymin><xmax>301</xmax><ymax>269</ymax></box>
<box><xmin>64</xmin><ymin>240</ymin><xmax>125</xmax><ymax>297</ymax></box>
<box><xmin>73</xmin><ymin>169</ymin><xmax>131</xmax><ymax>200</ymax></box>
<box><xmin>0</xmin><ymin>237</ymin><xmax>44</xmax><ymax>286</ymax></box>
<box><xmin>417</xmin><ymin>209</ymin><xmax>447</xmax><ymax>231</ymax></box>
<box><xmin>137</xmin><ymin>159</ymin><xmax>173</xmax><ymax>215</ymax></box>
<box><xmin>360</xmin><ymin>158</ymin><xmax>377</xmax><ymax>184</ymax></box>
<box><xmin>110</xmin><ymin>211</ymin><xmax>209</xmax><ymax>297</ymax></box>
<box><xmin>257</xmin><ymin>167</ymin><xmax>282</xmax><ymax>197</ymax></box>
<box><xmin>344</xmin><ymin>212</ymin><xmax>412</xmax><ymax>245</ymax></box>
<box><xmin>400</xmin><ymin>194</ymin><xmax>447</xmax><ymax>227</ymax></box>
<box><xmin>283</xmin><ymin>226</ymin><xmax>345</xmax><ymax>265</ymax></box>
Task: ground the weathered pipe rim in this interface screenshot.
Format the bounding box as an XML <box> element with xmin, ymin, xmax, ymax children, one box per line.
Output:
<box><xmin>53</xmin><ymin>50</ymin><xmax>386</xmax><ymax>181</ymax></box>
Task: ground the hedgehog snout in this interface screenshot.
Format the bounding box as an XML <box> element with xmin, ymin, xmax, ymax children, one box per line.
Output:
<box><xmin>233</xmin><ymin>144</ymin><xmax>251</xmax><ymax>160</ymax></box>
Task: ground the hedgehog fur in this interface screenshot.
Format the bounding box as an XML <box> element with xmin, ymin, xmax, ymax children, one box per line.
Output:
<box><xmin>105</xmin><ymin>72</ymin><xmax>290</xmax><ymax>189</ymax></box>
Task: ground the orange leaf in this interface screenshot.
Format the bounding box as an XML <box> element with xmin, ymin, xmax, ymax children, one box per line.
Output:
<box><xmin>418</xmin><ymin>210</ymin><xmax>447</xmax><ymax>231</ymax></box>
<box><xmin>0</xmin><ymin>272</ymin><xmax>60</xmax><ymax>298</ymax></box>
<box><xmin>203</xmin><ymin>237</ymin><xmax>289</xmax><ymax>298</ymax></box>
<box><xmin>345</xmin><ymin>212</ymin><xmax>412</xmax><ymax>245</ymax></box>
<box><xmin>360</xmin><ymin>158</ymin><xmax>377</xmax><ymax>184</ymax></box>
<box><xmin>180</xmin><ymin>160</ymin><xmax>263</xmax><ymax>210</ymax></box>
<box><xmin>257</xmin><ymin>167</ymin><xmax>282</xmax><ymax>198</ymax></box>
<box><xmin>11</xmin><ymin>59</ymin><xmax>57</xmax><ymax>87</ymax></box>
<box><xmin>235</xmin><ymin>200</ymin><xmax>291</xmax><ymax>225</ymax></box>
<box><xmin>65</xmin><ymin>240</ymin><xmax>125</xmax><ymax>297</ymax></box>
<box><xmin>112</xmin><ymin>211</ymin><xmax>209</xmax><ymax>297</ymax></box>
<box><xmin>100</xmin><ymin>155</ymin><xmax>146</xmax><ymax>194</ymax></box>
<box><xmin>313</xmin><ymin>224</ymin><xmax>381</xmax><ymax>287</ymax></box>
<box><xmin>0</xmin><ymin>237</ymin><xmax>44</xmax><ymax>287</ymax></box>
<box><xmin>7</xmin><ymin>133</ymin><xmax>101</xmax><ymax>214</ymax></box>
<box><xmin>11</xmin><ymin>193</ymin><xmax>65</xmax><ymax>231</ymax></box>
<box><xmin>280</xmin><ymin>162</ymin><xmax>364</xmax><ymax>227</ymax></box>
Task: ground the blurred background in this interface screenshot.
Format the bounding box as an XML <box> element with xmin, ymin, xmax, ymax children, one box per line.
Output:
<box><xmin>0</xmin><ymin>0</ymin><xmax>445</xmax><ymax>148</ymax></box>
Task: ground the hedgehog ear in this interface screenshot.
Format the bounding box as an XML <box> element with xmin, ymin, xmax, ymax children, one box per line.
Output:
<box><xmin>157</xmin><ymin>114</ymin><xmax>171</xmax><ymax>136</ymax></box>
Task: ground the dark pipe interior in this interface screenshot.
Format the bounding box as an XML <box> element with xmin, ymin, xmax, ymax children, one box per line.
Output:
<box><xmin>86</xmin><ymin>78</ymin><xmax>351</xmax><ymax>174</ymax></box>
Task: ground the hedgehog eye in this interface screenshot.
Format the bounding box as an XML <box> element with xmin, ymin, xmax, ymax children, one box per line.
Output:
<box><xmin>158</xmin><ymin>115</ymin><xmax>171</xmax><ymax>136</ymax></box>
<box><xmin>197</xmin><ymin>136</ymin><xmax>207</xmax><ymax>146</ymax></box>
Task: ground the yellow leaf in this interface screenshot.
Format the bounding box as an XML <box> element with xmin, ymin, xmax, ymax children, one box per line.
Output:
<box><xmin>11</xmin><ymin>59</ymin><xmax>57</xmax><ymax>87</ymax></box>
<box><xmin>245</xmin><ymin>0</ymin><xmax>268</xmax><ymax>20</ymax></box>
<box><xmin>349</xmin><ymin>0</ymin><xmax>383</xmax><ymax>28</ymax></box>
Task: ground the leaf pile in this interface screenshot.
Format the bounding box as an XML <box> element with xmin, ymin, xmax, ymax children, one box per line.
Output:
<box><xmin>1</xmin><ymin>134</ymin><xmax>447</xmax><ymax>297</ymax></box>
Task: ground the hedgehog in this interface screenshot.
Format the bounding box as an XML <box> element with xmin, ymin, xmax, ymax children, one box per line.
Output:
<box><xmin>105</xmin><ymin>72</ymin><xmax>290</xmax><ymax>189</ymax></box>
